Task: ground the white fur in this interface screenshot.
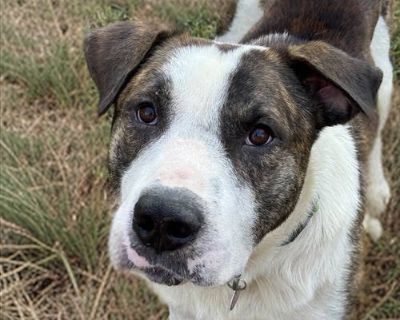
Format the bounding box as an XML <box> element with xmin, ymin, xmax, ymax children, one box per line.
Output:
<box><xmin>250</xmin><ymin>32</ymin><xmax>290</xmax><ymax>45</ymax></box>
<box><xmin>216</xmin><ymin>0</ymin><xmax>264</xmax><ymax>43</ymax></box>
<box><xmin>363</xmin><ymin>17</ymin><xmax>393</xmax><ymax>241</ymax></box>
<box><xmin>154</xmin><ymin>125</ymin><xmax>360</xmax><ymax>320</ymax></box>
<box><xmin>370</xmin><ymin>18</ymin><xmax>393</xmax><ymax>131</ymax></box>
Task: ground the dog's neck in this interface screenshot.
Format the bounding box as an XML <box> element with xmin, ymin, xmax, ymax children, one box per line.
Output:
<box><xmin>227</xmin><ymin>199</ymin><xmax>319</xmax><ymax>311</ymax></box>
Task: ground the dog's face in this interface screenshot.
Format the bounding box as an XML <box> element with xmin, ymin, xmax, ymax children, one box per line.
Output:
<box><xmin>84</xmin><ymin>22</ymin><xmax>381</xmax><ymax>286</ymax></box>
<box><xmin>107</xmin><ymin>42</ymin><xmax>315</xmax><ymax>286</ymax></box>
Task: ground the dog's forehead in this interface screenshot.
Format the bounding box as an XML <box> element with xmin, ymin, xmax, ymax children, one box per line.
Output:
<box><xmin>161</xmin><ymin>43</ymin><xmax>268</xmax><ymax>128</ymax></box>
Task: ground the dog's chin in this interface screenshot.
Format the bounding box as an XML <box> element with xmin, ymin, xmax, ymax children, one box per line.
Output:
<box><xmin>141</xmin><ymin>266</ymin><xmax>185</xmax><ymax>286</ymax></box>
<box><xmin>139</xmin><ymin>266</ymin><xmax>220</xmax><ymax>287</ymax></box>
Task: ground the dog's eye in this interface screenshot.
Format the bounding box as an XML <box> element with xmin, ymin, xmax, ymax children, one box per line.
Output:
<box><xmin>246</xmin><ymin>125</ymin><xmax>273</xmax><ymax>146</ymax></box>
<box><xmin>137</xmin><ymin>102</ymin><xmax>157</xmax><ymax>124</ymax></box>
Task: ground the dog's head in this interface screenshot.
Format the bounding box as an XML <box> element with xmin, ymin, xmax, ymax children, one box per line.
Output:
<box><xmin>84</xmin><ymin>21</ymin><xmax>381</xmax><ymax>286</ymax></box>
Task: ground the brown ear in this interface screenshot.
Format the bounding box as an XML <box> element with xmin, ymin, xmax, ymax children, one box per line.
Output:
<box><xmin>287</xmin><ymin>41</ymin><xmax>382</xmax><ymax>127</ymax></box>
<box><xmin>84</xmin><ymin>21</ymin><xmax>172</xmax><ymax>116</ymax></box>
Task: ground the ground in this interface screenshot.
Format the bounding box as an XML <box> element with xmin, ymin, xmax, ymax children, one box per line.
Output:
<box><xmin>0</xmin><ymin>0</ymin><xmax>399</xmax><ymax>319</ymax></box>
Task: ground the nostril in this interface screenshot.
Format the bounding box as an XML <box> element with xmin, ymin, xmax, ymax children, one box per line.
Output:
<box><xmin>165</xmin><ymin>221</ymin><xmax>193</xmax><ymax>239</ymax></box>
<box><xmin>136</xmin><ymin>215</ymin><xmax>154</xmax><ymax>233</ymax></box>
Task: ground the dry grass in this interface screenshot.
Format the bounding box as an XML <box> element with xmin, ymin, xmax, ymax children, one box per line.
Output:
<box><xmin>0</xmin><ymin>0</ymin><xmax>399</xmax><ymax>319</ymax></box>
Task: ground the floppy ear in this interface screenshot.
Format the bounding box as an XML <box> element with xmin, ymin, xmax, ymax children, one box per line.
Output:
<box><xmin>287</xmin><ymin>41</ymin><xmax>382</xmax><ymax>128</ymax></box>
<box><xmin>84</xmin><ymin>21</ymin><xmax>172</xmax><ymax>116</ymax></box>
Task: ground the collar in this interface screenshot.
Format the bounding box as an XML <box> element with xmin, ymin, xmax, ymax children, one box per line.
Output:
<box><xmin>282</xmin><ymin>202</ymin><xmax>318</xmax><ymax>246</ymax></box>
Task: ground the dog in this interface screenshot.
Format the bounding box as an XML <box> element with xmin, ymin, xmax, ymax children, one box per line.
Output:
<box><xmin>84</xmin><ymin>0</ymin><xmax>393</xmax><ymax>318</ymax></box>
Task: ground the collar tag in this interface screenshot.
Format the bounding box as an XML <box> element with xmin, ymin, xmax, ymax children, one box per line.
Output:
<box><xmin>227</xmin><ymin>275</ymin><xmax>247</xmax><ymax>311</ymax></box>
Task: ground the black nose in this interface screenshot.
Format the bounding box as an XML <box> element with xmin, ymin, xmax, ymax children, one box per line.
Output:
<box><xmin>133</xmin><ymin>188</ymin><xmax>204</xmax><ymax>252</ymax></box>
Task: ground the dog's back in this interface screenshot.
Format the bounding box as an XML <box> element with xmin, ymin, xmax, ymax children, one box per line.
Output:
<box><xmin>242</xmin><ymin>0</ymin><xmax>381</xmax><ymax>59</ymax></box>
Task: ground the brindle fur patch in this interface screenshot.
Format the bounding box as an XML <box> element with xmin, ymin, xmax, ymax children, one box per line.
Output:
<box><xmin>220</xmin><ymin>49</ymin><xmax>316</xmax><ymax>243</ymax></box>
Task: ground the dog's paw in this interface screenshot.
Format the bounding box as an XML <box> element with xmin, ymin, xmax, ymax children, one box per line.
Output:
<box><xmin>365</xmin><ymin>176</ymin><xmax>391</xmax><ymax>217</ymax></box>
<box><xmin>363</xmin><ymin>214</ymin><xmax>383</xmax><ymax>242</ymax></box>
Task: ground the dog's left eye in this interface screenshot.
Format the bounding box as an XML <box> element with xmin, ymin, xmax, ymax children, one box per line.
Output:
<box><xmin>246</xmin><ymin>125</ymin><xmax>273</xmax><ymax>146</ymax></box>
<box><xmin>137</xmin><ymin>102</ymin><xmax>158</xmax><ymax>125</ymax></box>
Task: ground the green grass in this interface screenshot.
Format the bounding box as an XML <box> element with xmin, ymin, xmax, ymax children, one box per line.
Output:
<box><xmin>154</xmin><ymin>3</ymin><xmax>219</xmax><ymax>38</ymax></box>
<box><xmin>0</xmin><ymin>0</ymin><xmax>219</xmax><ymax>110</ymax></box>
<box><xmin>0</xmin><ymin>0</ymin><xmax>137</xmax><ymax>109</ymax></box>
<box><xmin>80</xmin><ymin>1</ymin><xmax>141</xmax><ymax>27</ymax></box>
<box><xmin>0</xmin><ymin>119</ymin><xmax>110</xmax><ymax>272</ymax></box>
<box><xmin>1</xmin><ymin>40</ymin><xmax>91</xmax><ymax>107</ymax></box>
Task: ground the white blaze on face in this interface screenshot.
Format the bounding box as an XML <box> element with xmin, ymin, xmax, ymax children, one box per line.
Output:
<box><xmin>109</xmin><ymin>44</ymin><xmax>265</xmax><ymax>284</ymax></box>
<box><xmin>165</xmin><ymin>45</ymin><xmax>244</xmax><ymax>126</ymax></box>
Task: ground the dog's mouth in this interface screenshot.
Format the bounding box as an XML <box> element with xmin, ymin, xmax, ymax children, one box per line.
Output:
<box><xmin>141</xmin><ymin>266</ymin><xmax>186</xmax><ymax>286</ymax></box>
<box><xmin>124</xmin><ymin>258</ymin><xmax>217</xmax><ymax>286</ymax></box>
<box><xmin>123</xmin><ymin>242</ymin><xmax>212</xmax><ymax>286</ymax></box>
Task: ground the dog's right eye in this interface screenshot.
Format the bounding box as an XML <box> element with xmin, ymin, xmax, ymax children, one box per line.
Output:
<box><xmin>246</xmin><ymin>125</ymin><xmax>274</xmax><ymax>146</ymax></box>
<box><xmin>137</xmin><ymin>102</ymin><xmax>158</xmax><ymax>125</ymax></box>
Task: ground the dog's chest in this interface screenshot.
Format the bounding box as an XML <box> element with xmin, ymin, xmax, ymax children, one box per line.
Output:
<box><xmin>154</xmin><ymin>236</ymin><xmax>352</xmax><ymax>320</ymax></box>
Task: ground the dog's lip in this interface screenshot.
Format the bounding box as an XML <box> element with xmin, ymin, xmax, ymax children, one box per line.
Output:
<box><xmin>126</xmin><ymin>246</ymin><xmax>191</xmax><ymax>285</ymax></box>
<box><xmin>142</xmin><ymin>265</ymin><xmax>187</xmax><ymax>286</ymax></box>
<box><xmin>122</xmin><ymin>246</ymin><xmax>212</xmax><ymax>286</ymax></box>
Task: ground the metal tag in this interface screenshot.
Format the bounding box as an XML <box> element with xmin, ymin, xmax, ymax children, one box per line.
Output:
<box><xmin>227</xmin><ymin>275</ymin><xmax>247</xmax><ymax>311</ymax></box>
